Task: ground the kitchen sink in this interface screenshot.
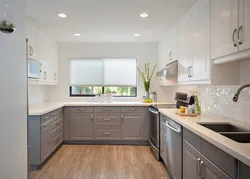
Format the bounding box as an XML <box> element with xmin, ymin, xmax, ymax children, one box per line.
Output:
<box><xmin>198</xmin><ymin>123</ymin><xmax>250</xmax><ymax>132</ymax></box>
<box><xmin>220</xmin><ymin>133</ymin><xmax>250</xmax><ymax>143</ymax></box>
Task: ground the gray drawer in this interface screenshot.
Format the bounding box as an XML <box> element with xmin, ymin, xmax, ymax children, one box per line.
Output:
<box><xmin>56</xmin><ymin>108</ymin><xmax>63</xmax><ymax>117</ymax></box>
<box><xmin>94</xmin><ymin>107</ymin><xmax>120</xmax><ymax>113</ymax></box>
<box><xmin>51</xmin><ymin>125</ymin><xmax>63</xmax><ymax>139</ymax></box>
<box><xmin>202</xmin><ymin>139</ymin><xmax>236</xmax><ymax>178</ymax></box>
<box><xmin>94</xmin><ymin>114</ymin><xmax>121</xmax><ymax>126</ymax></box>
<box><xmin>70</xmin><ymin>107</ymin><xmax>94</xmax><ymax>115</ymax></box>
<box><xmin>183</xmin><ymin>128</ymin><xmax>202</xmax><ymax>152</ymax></box>
<box><xmin>52</xmin><ymin>118</ymin><xmax>63</xmax><ymax>131</ymax></box>
<box><xmin>52</xmin><ymin>132</ymin><xmax>63</xmax><ymax>149</ymax></box>
<box><xmin>94</xmin><ymin>128</ymin><xmax>121</xmax><ymax>140</ymax></box>
<box><xmin>41</xmin><ymin>113</ymin><xmax>51</xmax><ymax>124</ymax></box>
<box><xmin>121</xmin><ymin>107</ymin><xmax>145</xmax><ymax>113</ymax></box>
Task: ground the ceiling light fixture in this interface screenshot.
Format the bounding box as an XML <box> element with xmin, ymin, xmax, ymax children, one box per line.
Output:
<box><xmin>58</xmin><ymin>13</ymin><xmax>67</xmax><ymax>18</ymax></box>
<box><xmin>134</xmin><ymin>33</ymin><xmax>140</xmax><ymax>37</ymax></box>
<box><xmin>74</xmin><ymin>34</ymin><xmax>81</xmax><ymax>36</ymax></box>
<box><xmin>140</xmin><ymin>13</ymin><xmax>149</xmax><ymax>18</ymax></box>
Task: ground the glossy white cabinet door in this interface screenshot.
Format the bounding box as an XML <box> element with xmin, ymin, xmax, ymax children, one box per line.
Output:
<box><xmin>178</xmin><ymin>8</ymin><xmax>193</xmax><ymax>82</ymax></box>
<box><xmin>158</xmin><ymin>39</ymin><xmax>168</xmax><ymax>70</ymax></box>
<box><xmin>239</xmin><ymin>0</ymin><xmax>250</xmax><ymax>52</ymax></box>
<box><xmin>190</xmin><ymin>0</ymin><xmax>210</xmax><ymax>81</ymax></box>
<box><xmin>167</xmin><ymin>26</ymin><xmax>178</xmax><ymax>65</ymax></box>
<box><xmin>26</xmin><ymin>22</ymin><xmax>37</xmax><ymax>59</ymax></box>
<box><xmin>211</xmin><ymin>0</ymin><xmax>238</xmax><ymax>59</ymax></box>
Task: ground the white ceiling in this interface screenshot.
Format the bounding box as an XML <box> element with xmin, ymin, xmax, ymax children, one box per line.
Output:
<box><xmin>26</xmin><ymin>0</ymin><xmax>197</xmax><ymax>43</ymax></box>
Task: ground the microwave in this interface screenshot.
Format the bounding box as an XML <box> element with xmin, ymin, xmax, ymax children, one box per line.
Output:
<box><xmin>28</xmin><ymin>59</ymin><xmax>41</xmax><ymax>79</ymax></box>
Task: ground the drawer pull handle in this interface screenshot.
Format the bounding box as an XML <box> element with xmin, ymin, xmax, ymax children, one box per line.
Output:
<box><xmin>56</xmin><ymin>122</ymin><xmax>59</xmax><ymax>126</ymax></box>
<box><xmin>130</xmin><ymin>108</ymin><xmax>136</xmax><ymax>111</ymax></box>
<box><xmin>44</xmin><ymin>117</ymin><xmax>49</xmax><ymax>119</ymax></box>
<box><xmin>56</xmin><ymin>138</ymin><xmax>60</xmax><ymax>142</ymax></box>
<box><xmin>104</xmin><ymin>108</ymin><xmax>111</xmax><ymax>111</ymax></box>
<box><xmin>104</xmin><ymin>118</ymin><xmax>111</xmax><ymax>121</ymax></box>
<box><xmin>104</xmin><ymin>132</ymin><xmax>111</xmax><ymax>135</ymax></box>
<box><xmin>52</xmin><ymin>113</ymin><xmax>56</xmax><ymax>116</ymax></box>
<box><xmin>42</xmin><ymin>123</ymin><xmax>48</xmax><ymax>127</ymax></box>
<box><xmin>78</xmin><ymin>109</ymin><xmax>85</xmax><ymax>111</ymax></box>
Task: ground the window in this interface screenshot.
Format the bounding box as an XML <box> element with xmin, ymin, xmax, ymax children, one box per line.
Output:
<box><xmin>70</xmin><ymin>86</ymin><xmax>137</xmax><ymax>97</ymax></box>
<box><xmin>69</xmin><ymin>58</ymin><xmax>137</xmax><ymax>97</ymax></box>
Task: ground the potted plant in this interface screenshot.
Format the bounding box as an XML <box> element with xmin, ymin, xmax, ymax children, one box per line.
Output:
<box><xmin>0</xmin><ymin>20</ymin><xmax>15</xmax><ymax>34</ymax></box>
<box><xmin>137</xmin><ymin>63</ymin><xmax>157</xmax><ymax>102</ymax></box>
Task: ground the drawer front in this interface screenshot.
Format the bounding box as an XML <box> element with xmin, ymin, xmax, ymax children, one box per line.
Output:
<box><xmin>52</xmin><ymin>132</ymin><xmax>63</xmax><ymax>149</ymax></box>
<box><xmin>121</xmin><ymin>107</ymin><xmax>145</xmax><ymax>113</ymax></box>
<box><xmin>41</xmin><ymin>113</ymin><xmax>51</xmax><ymax>124</ymax></box>
<box><xmin>51</xmin><ymin>125</ymin><xmax>63</xmax><ymax>139</ymax></box>
<box><xmin>202</xmin><ymin>139</ymin><xmax>236</xmax><ymax>178</ymax></box>
<box><xmin>70</xmin><ymin>107</ymin><xmax>94</xmax><ymax>115</ymax></box>
<box><xmin>56</xmin><ymin>108</ymin><xmax>63</xmax><ymax>118</ymax></box>
<box><xmin>52</xmin><ymin>118</ymin><xmax>63</xmax><ymax>131</ymax></box>
<box><xmin>94</xmin><ymin>107</ymin><xmax>120</xmax><ymax>113</ymax></box>
<box><xmin>94</xmin><ymin>115</ymin><xmax>121</xmax><ymax>126</ymax></box>
<box><xmin>94</xmin><ymin>128</ymin><xmax>121</xmax><ymax>140</ymax></box>
<box><xmin>183</xmin><ymin>128</ymin><xmax>202</xmax><ymax>152</ymax></box>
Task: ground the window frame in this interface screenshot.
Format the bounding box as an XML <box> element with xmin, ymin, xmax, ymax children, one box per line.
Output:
<box><xmin>69</xmin><ymin>86</ymin><xmax>138</xmax><ymax>97</ymax></box>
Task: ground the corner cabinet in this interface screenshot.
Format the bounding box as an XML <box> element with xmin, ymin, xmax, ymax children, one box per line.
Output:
<box><xmin>212</xmin><ymin>0</ymin><xmax>250</xmax><ymax>64</ymax></box>
<box><xmin>26</xmin><ymin>21</ymin><xmax>37</xmax><ymax>59</ymax></box>
<box><xmin>178</xmin><ymin>0</ymin><xmax>210</xmax><ymax>84</ymax></box>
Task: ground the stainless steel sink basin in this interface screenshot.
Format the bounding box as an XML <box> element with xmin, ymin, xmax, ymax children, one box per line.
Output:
<box><xmin>198</xmin><ymin>123</ymin><xmax>250</xmax><ymax>132</ymax></box>
<box><xmin>220</xmin><ymin>133</ymin><xmax>250</xmax><ymax>143</ymax></box>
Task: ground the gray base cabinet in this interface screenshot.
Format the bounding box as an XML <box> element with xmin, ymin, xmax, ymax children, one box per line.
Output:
<box><xmin>29</xmin><ymin>108</ymin><xmax>63</xmax><ymax>169</ymax></box>
<box><xmin>70</xmin><ymin>115</ymin><xmax>93</xmax><ymax>140</ymax></box>
<box><xmin>239</xmin><ymin>162</ymin><xmax>250</xmax><ymax>179</ymax></box>
<box><xmin>64</xmin><ymin>106</ymin><xmax>149</xmax><ymax>144</ymax></box>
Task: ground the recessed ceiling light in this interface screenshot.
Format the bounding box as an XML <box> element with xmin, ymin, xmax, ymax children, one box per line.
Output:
<box><xmin>74</xmin><ymin>34</ymin><xmax>81</xmax><ymax>36</ymax></box>
<box><xmin>134</xmin><ymin>33</ymin><xmax>140</xmax><ymax>37</ymax></box>
<box><xmin>58</xmin><ymin>13</ymin><xmax>67</xmax><ymax>18</ymax></box>
<box><xmin>140</xmin><ymin>13</ymin><xmax>149</xmax><ymax>18</ymax></box>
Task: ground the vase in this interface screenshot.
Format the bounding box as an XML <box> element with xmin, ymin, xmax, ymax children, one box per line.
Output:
<box><xmin>144</xmin><ymin>91</ymin><xmax>150</xmax><ymax>100</ymax></box>
<box><xmin>194</xmin><ymin>95</ymin><xmax>201</xmax><ymax>115</ymax></box>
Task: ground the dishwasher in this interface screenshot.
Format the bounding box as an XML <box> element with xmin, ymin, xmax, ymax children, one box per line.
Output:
<box><xmin>161</xmin><ymin>114</ymin><xmax>182</xmax><ymax>179</ymax></box>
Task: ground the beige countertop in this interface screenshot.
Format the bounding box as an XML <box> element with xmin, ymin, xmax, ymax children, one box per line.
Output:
<box><xmin>29</xmin><ymin>101</ymin><xmax>175</xmax><ymax>115</ymax></box>
<box><xmin>159</xmin><ymin>108</ymin><xmax>250</xmax><ymax>167</ymax></box>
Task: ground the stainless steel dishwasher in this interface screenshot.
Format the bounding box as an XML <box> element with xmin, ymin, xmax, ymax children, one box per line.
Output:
<box><xmin>161</xmin><ymin>115</ymin><xmax>182</xmax><ymax>179</ymax></box>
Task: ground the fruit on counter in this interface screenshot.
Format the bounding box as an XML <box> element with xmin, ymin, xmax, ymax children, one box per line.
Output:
<box><xmin>179</xmin><ymin>106</ymin><xmax>186</xmax><ymax>113</ymax></box>
<box><xmin>144</xmin><ymin>99</ymin><xmax>153</xmax><ymax>103</ymax></box>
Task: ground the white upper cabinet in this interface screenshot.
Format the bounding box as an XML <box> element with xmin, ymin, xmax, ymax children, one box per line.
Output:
<box><xmin>26</xmin><ymin>21</ymin><xmax>38</xmax><ymax>59</ymax></box>
<box><xmin>212</xmin><ymin>0</ymin><xmax>250</xmax><ymax>64</ymax></box>
<box><xmin>158</xmin><ymin>25</ymin><xmax>178</xmax><ymax>70</ymax></box>
<box><xmin>178</xmin><ymin>0</ymin><xmax>210</xmax><ymax>83</ymax></box>
<box><xmin>239</xmin><ymin>0</ymin><xmax>250</xmax><ymax>52</ymax></box>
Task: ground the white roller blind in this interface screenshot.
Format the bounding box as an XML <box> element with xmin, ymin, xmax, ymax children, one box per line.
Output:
<box><xmin>69</xmin><ymin>59</ymin><xmax>103</xmax><ymax>86</ymax></box>
<box><xmin>69</xmin><ymin>58</ymin><xmax>137</xmax><ymax>86</ymax></box>
<box><xmin>103</xmin><ymin>59</ymin><xmax>137</xmax><ymax>86</ymax></box>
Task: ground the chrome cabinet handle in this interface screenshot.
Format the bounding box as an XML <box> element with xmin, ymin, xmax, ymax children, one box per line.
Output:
<box><xmin>42</xmin><ymin>123</ymin><xmax>48</xmax><ymax>128</ymax></box>
<box><xmin>129</xmin><ymin>108</ymin><xmax>136</xmax><ymax>111</ymax></box>
<box><xmin>90</xmin><ymin>115</ymin><xmax>93</xmax><ymax>120</ymax></box>
<box><xmin>238</xmin><ymin>26</ymin><xmax>243</xmax><ymax>45</ymax></box>
<box><xmin>44</xmin><ymin>117</ymin><xmax>49</xmax><ymax>119</ymax></box>
<box><xmin>187</xmin><ymin>67</ymin><xmax>191</xmax><ymax>77</ymax></box>
<box><xmin>28</xmin><ymin>46</ymin><xmax>31</xmax><ymax>56</ymax></box>
<box><xmin>104</xmin><ymin>118</ymin><xmax>111</xmax><ymax>121</ymax></box>
<box><xmin>43</xmin><ymin>72</ymin><xmax>47</xmax><ymax>79</ymax></box>
<box><xmin>104</xmin><ymin>132</ymin><xmax>111</xmax><ymax>135</ymax></box>
<box><xmin>54</xmin><ymin>73</ymin><xmax>56</xmax><ymax>81</ymax></box>
<box><xmin>190</xmin><ymin>66</ymin><xmax>193</xmax><ymax>77</ymax></box>
<box><xmin>121</xmin><ymin>115</ymin><xmax>124</xmax><ymax>119</ymax></box>
<box><xmin>104</xmin><ymin>108</ymin><xmax>111</xmax><ymax>111</ymax></box>
<box><xmin>200</xmin><ymin>161</ymin><xmax>204</xmax><ymax>179</ymax></box>
<box><xmin>197</xmin><ymin>158</ymin><xmax>201</xmax><ymax>175</ymax></box>
<box><xmin>233</xmin><ymin>28</ymin><xmax>238</xmax><ymax>47</ymax></box>
<box><xmin>31</xmin><ymin>47</ymin><xmax>33</xmax><ymax>56</ymax></box>
<box><xmin>169</xmin><ymin>51</ymin><xmax>173</xmax><ymax>61</ymax></box>
<box><xmin>78</xmin><ymin>109</ymin><xmax>85</xmax><ymax>111</ymax></box>
<box><xmin>52</xmin><ymin>113</ymin><xmax>56</xmax><ymax>116</ymax></box>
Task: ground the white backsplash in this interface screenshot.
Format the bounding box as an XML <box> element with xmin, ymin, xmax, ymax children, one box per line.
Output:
<box><xmin>28</xmin><ymin>85</ymin><xmax>47</xmax><ymax>105</ymax></box>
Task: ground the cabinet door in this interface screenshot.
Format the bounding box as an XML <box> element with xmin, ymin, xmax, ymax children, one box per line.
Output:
<box><xmin>201</xmin><ymin>156</ymin><xmax>231</xmax><ymax>179</ymax></box>
<box><xmin>70</xmin><ymin>115</ymin><xmax>93</xmax><ymax>140</ymax></box>
<box><xmin>178</xmin><ymin>10</ymin><xmax>193</xmax><ymax>82</ymax></box>
<box><xmin>190</xmin><ymin>0</ymin><xmax>210</xmax><ymax>81</ymax></box>
<box><xmin>239</xmin><ymin>162</ymin><xmax>250</xmax><ymax>179</ymax></box>
<box><xmin>158</xmin><ymin>39</ymin><xmax>169</xmax><ymax>70</ymax></box>
<box><xmin>26</xmin><ymin>22</ymin><xmax>37</xmax><ymax>59</ymax></box>
<box><xmin>47</xmin><ymin>39</ymin><xmax>59</xmax><ymax>84</ymax></box>
<box><xmin>121</xmin><ymin>114</ymin><xmax>144</xmax><ymax>140</ymax></box>
<box><xmin>183</xmin><ymin>140</ymin><xmax>201</xmax><ymax>179</ymax></box>
<box><xmin>167</xmin><ymin>25</ymin><xmax>178</xmax><ymax>64</ymax></box>
<box><xmin>41</xmin><ymin>122</ymin><xmax>52</xmax><ymax>163</ymax></box>
<box><xmin>239</xmin><ymin>0</ymin><xmax>250</xmax><ymax>52</ymax></box>
<box><xmin>211</xmin><ymin>0</ymin><xmax>238</xmax><ymax>59</ymax></box>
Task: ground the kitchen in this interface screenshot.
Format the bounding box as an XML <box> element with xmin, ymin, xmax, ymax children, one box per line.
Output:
<box><xmin>1</xmin><ymin>0</ymin><xmax>250</xmax><ymax>179</ymax></box>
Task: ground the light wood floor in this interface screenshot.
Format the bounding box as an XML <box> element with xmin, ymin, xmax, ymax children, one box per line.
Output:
<box><xmin>29</xmin><ymin>145</ymin><xmax>169</xmax><ymax>179</ymax></box>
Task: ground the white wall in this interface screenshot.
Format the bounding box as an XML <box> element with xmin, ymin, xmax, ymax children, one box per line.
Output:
<box><xmin>46</xmin><ymin>43</ymin><xmax>172</xmax><ymax>102</ymax></box>
<box><xmin>28</xmin><ymin>84</ymin><xmax>47</xmax><ymax>105</ymax></box>
<box><xmin>0</xmin><ymin>0</ymin><xmax>27</xmax><ymax>178</ymax></box>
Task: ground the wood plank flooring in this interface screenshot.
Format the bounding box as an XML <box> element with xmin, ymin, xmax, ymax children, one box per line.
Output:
<box><xmin>29</xmin><ymin>145</ymin><xmax>169</xmax><ymax>179</ymax></box>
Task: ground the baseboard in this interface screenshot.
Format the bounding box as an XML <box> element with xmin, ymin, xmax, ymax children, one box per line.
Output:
<box><xmin>63</xmin><ymin>140</ymin><xmax>150</xmax><ymax>146</ymax></box>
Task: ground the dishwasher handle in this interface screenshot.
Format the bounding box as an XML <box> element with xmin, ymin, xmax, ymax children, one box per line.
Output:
<box><xmin>149</xmin><ymin>107</ymin><xmax>159</xmax><ymax>114</ymax></box>
<box><xmin>166</xmin><ymin>121</ymin><xmax>181</xmax><ymax>134</ymax></box>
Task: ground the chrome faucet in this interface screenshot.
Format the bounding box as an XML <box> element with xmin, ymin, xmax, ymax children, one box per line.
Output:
<box><xmin>233</xmin><ymin>84</ymin><xmax>250</xmax><ymax>102</ymax></box>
